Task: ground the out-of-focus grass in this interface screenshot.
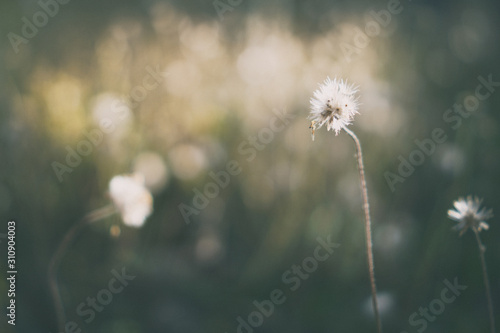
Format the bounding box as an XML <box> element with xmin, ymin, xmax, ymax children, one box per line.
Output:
<box><xmin>1</xmin><ymin>0</ymin><xmax>499</xmax><ymax>332</ymax></box>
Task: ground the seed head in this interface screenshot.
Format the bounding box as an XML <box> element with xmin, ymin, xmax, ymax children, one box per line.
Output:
<box><xmin>447</xmin><ymin>196</ymin><xmax>492</xmax><ymax>236</ymax></box>
<box><xmin>308</xmin><ymin>77</ymin><xmax>359</xmax><ymax>139</ymax></box>
<box><xmin>109</xmin><ymin>173</ymin><xmax>153</xmax><ymax>228</ymax></box>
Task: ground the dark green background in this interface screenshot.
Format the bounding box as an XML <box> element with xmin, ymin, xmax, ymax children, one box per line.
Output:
<box><xmin>1</xmin><ymin>0</ymin><xmax>499</xmax><ymax>332</ymax></box>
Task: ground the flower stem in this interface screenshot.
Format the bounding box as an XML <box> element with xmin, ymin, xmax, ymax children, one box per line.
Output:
<box><xmin>473</xmin><ymin>229</ymin><xmax>496</xmax><ymax>333</ymax></box>
<box><xmin>47</xmin><ymin>205</ymin><xmax>116</xmax><ymax>331</ymax></box>
<box><xmin>343</xmin><ymin>126</ymin><xmax>382</xmax><ymax>333</ymax></box>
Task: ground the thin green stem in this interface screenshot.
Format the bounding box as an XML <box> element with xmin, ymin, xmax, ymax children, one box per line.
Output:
<box><xmin>343</xmin><ymin>126</ymin><xmax>382</xmax><ymax>333</ymax></box>
<box><xmin>473</xmin><ymin>229</ymin><xmax>495</xmax><ymax>333</ymax></box>
<box><xmin>48</xmin><ymin>205</ymin><xmax>116</xmax><ymax>331</ymax></box>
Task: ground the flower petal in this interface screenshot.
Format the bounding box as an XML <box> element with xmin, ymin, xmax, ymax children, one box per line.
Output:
<box><xmin>447</xmin><ymin>209</ymin><xmax>462</xmax><ymax>221</ymax></box>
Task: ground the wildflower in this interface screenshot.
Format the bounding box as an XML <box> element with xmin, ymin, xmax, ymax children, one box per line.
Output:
<box><xmin>109</xmin><ymin>173</ymin><xmax>153</xmax><ymax>227</ymax></box>
<box><xmin>307</xmin><ymin>77</ymin><xmax>382</xmax><ymax>332</ymax></box>
<box><xmin>447</xmin><ymin>196</ymin><xmax>492</xmax><ymax>236</ymax></box>
<box><xmin>446</xmin><ymin>195</ymin><xmax>496</xmax><ymax>332</ymax></box>
<box><xmin>308</xmin><ymin>77</ymin><xmax>359</xmax><ymax>139</ymax></box>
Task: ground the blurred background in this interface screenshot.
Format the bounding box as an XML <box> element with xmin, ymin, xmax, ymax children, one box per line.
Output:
<box><xmin>1</xmin><ymin>0</ymin><xmax>499</xmax><ymax>332</ymax></box>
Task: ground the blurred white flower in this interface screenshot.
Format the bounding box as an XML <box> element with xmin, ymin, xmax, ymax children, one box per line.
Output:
<box><xmin>447</xmin><ymin>196</ymin><xmax>492</xmax><ymax>236</ymax></box>
<box><xmin>308</xmin><ymin>77</ymin><xmax>359</xmax><ymax>139</ymax></box>
<box><xmin>109</xmin><ymin>173</ymin><xmax>153</xmax><ymax>227</ymax></box>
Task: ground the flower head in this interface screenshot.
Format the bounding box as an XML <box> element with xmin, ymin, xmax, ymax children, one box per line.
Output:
<box><xmin>447</xmin><ymin>196</ymin><xmax>492</xmax><ymax>236</ymax></box>
<box><xmin>109</xmin><ymin>173</ymin><xmax>153</xmax><ymax>228</ymax></box>
<box><xmin>308</xmin><ymin>77</ymin><xmax>359</xmax><ymax>139</ymax></box>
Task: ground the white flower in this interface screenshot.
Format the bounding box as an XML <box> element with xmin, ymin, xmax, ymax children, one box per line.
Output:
<box><xmin>308</xmin><ymin>77</ymin><xmax>359</xmax><ymax>139</ymax></box>
<box><xmin>447</xmin><ymin>196</ymin><xmax>492</xmax><ymax>236</ymax></box>
<box><xmin>109</xmin><ymin>173</ymin><xmax>153</xmax><ymax>228</ymax></box>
